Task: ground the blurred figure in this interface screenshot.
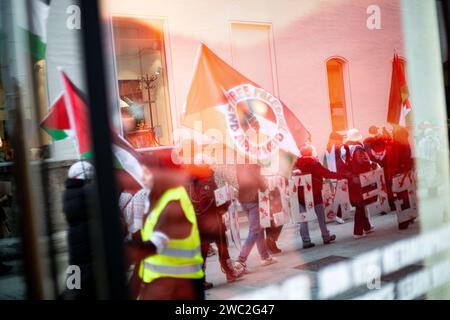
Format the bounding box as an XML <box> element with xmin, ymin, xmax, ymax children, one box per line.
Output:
<box><xmin>365</xmin><ymin>127</ymin><xmax>388</xmax><ymax>166</ymax></box>
<box><xmin>363</xmin><ymin>125</ymin><xmax>380</xmax><ymax>153</ymax></box>
<box><xmin>343</xmin><ymin>128</ymin><xmax>364</xmax><ymax>159</ymax></box>
<box><xmin>119</xmin><ymin>188</ymin><xmax>151</xmax><ymax>299</ymax></box>
<box><xmin>127</xmin><ymin>165</ymin><xmax>205</xmax><ymax>300</ymax></box>
<box><xmin>123</xmin><ymin>190</ymin><xmax>150</xmax><ymax>239</ymax></box>
<box><xmin>60</xmin><ymin>161</ymin><xmax>96</xmax><ymax>300</ymax></box>
<box><xmin>323</xmin><ymin>132</ymin><xmax>344</xmax><ymax>173</ymax></box>
<box><xmin>365</xmin><ymin>130</ymin><xmax>390</xmax><ymax>215</ymax></box>
<box><xmin>294</xmin><ymin>144</ymin><xmax>341</xmax><ymax>249</ymax></box>
<box><xmin>185</xmin><ymin>154</ymin><xmax>244</xmax><ymax>290</ymax></box>
<box><xmin>323</xmin><ymin>131</ymin><xmax>346</xmax><ymax>224</ymax></box>
<box><xmin>390</xmin><ymin>127</ymin><xmax>412</xmax><ymax>170</ymax></box>
<box><xmin>235</xmin><ymin>163</ymin><xmax>277</xmax><ymax>273</ymax></box>
<box><xmin>363</xmin><ymin>125</ymin><xmax>392</xmax><ymax>153</ymax></box>
<box><xmin>0</xmin><ymin>193</ymin><xmax>12</xmax><ymax>276</ymax></box>
<box><xmin>364</xmin><ymin>125</ymin><xmax>393</xmax><ymax>161</ymax></box>
<box><xmin>416</xmin><ymin>127</ymin><xmax>440</xmax><ymax>197</ymax></box>
<box><xmin>389</xmin><ymin>126</ymin><xmax>416</xmax><ymax>229</ymax></box>
<box><xmin>344</xmin><ymin>130</ymin><xmax>377</xmax><ymax>239</ymax></box>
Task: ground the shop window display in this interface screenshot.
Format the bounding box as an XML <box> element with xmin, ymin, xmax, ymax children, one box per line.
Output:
<box><xmin>112</xmin><ymin>17</ymin><xmax>172</xmax><ymax>148</ymax></box>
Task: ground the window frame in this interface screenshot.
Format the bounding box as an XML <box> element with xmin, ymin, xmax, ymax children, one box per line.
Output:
<box><xmin>325</xmin><ymin>56</ymin><xmax>354</xmax><ymax>134</ymax></box>
<box><xmin>228</xmin><ymin>20</ymin><xmax>280</xmax><ymax>98</ymax></box>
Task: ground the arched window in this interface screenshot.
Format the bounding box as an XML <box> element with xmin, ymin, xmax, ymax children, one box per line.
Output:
<box><xmin>326</xmin><ymin>58</ymin><xmax>348</xmax><ymax>132</ymax></box>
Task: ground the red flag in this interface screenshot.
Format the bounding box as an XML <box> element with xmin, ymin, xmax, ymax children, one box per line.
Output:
<box><xmin>387</xmin><ymin>53</ymin><xmax>412</xmax><ymax>126</ymax></box>
<box><xmin>40</xmin><ymin>93</ymin><xmax>71</xmax><ymax>141</ymax></box>
<box><xmin>182</xmin><ymin>44</ymin><xmax>309</xmax><ymax>161</ymax></box>
<box><xmin>59</xmin><ymin>68</ymin><xmax>92</xmax><ymax>158</ymax></box>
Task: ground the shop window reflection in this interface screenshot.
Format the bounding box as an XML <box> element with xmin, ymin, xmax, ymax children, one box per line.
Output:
<box><xmin>112</xmin><ymin>17</ymin><xmax>172</xmax><ymax>148</ymax></box>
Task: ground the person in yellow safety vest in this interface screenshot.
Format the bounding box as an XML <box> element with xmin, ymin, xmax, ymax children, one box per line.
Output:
<box><xmin>126</xmin><ymin>165</ymin><xmax>205</xmax><ymax>300</ymax></box>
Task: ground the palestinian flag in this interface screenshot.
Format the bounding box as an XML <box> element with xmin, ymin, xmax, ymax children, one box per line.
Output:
<box><xmin>20</xmin><ymin>0</ymin><xmax>51</xmax><ymax>61</ymax></box>
<box><xmin>387</xmin><ymin>53</ymin><xmax>412</xmax><ymax>127</ymax></box>
<box><xmin>181</xmin><ymin>44</ymin><xmax>309</xmax><ymax>162</ymax></box>
<box><xmin>41</xmin><ymin>69</ymin><xmax>145</xmax><ymax>189</ymax></box>
<box><xmin>40</xmin><ymin>93</ymin><xmax>70</xmax><ymax>140</ymax></box>
<box><xmin>59</xmin><ymin>68</ymin><xmax>92</xmax><ymax>159</ymax></box>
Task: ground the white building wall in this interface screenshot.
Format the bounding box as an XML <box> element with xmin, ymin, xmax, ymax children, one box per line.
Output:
<box><xmin>47</xmin><ymin>0</ymin><xmax>405</xmax><ymax>159</ymax></box>
<box><xmin>46</xmin><ymin>0</ymin><xmax>85</xmax><ymax>160</ymax></box>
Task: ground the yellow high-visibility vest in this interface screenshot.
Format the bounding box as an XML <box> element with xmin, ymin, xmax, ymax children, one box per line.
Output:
<box><xmin>139</xmin><ymin>187</ymin><xmax>204</xmax><ymax>283</ymax></box>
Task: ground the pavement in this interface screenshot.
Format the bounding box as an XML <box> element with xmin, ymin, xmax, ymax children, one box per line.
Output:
<box><xmin>0</xmin><ymin>211</ymin><xmax>423</xmax><ymax>300</ymax></box>
<box><xmin>0</xmin><ymin>231</ymin><xmax>69</xmax><ymax>299</ymax></box>
<box><xmin>204</xmin><ymin>211</ymin><xmax>421</xmax><ymax>300</ymax></box>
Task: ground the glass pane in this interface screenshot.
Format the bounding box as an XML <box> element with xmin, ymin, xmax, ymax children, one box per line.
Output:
<box><xmin>2</xmin><ymin>0</ymin><xmax>450</xmax><ymax>302</ymax></box>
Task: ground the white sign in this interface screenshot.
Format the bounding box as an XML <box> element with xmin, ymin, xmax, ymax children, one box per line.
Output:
<box><xmin>224</xmin><ymin>200</ymin><xmax>242</xmax><ymax>251</ymax></box>
<box><xmin>288</xmin><ymin>174</ymin><xmax>316</xmax><ymax>223</ymax></box>
<box><xmin>214</xmin><ymin>183</ymin><xmax>231</xmax><ymax>207</ymax></box>
<box><xmin>359</xmin><ymin>168</ymin><xmax>391</xmax><ymax>216</ymax></box>
<box><xmin>268</xmin><ymin>176</ymin><xmax>291</xmax><ymax>227</ymax></box>
<box><xmin>322</xmin><ymin>179</ymin><xmax>353</xmax><ymax>222</ymax></box>
<box><xmin>392</xmin><ymin>171</ymin><xmax>418</xmax><ymax>224</ymax></box>
<box><xmin>258</xmin><ymin>188</ymin><xmax>272</xmax><ymax>228</ymax></box>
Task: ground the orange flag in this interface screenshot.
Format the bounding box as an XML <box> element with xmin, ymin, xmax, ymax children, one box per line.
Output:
<box><xmin>182</xmin><ymin>43</ymin><xmax>309</xmax><ymax>161</ymax></box>
<box><xmin>387</xmin><ymin>53</ymin><xmax>412</xmax><ymax>126</ymax></box>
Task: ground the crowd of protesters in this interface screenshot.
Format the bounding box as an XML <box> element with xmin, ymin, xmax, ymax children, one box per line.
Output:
<box><xmin>60</xmin><ymin>123</ymin><xmax>419</xmax><ymax>300</ymax></box>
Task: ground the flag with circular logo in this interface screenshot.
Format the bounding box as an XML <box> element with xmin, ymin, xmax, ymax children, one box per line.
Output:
<box><xmin>181</xmin><ymin>44</ymin><xmax>310</xmax><ymax>161</ymax></box>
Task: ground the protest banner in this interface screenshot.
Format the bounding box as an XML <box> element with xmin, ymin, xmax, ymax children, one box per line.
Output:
<box><xmin>392</xmin><ymin>170</ymin><xmax>418</xmax><ymax>224</ymax></box>
<box><xmin>267</xmin><ymin>176</ymin><xmax>291</xmax><ymax>227</ymax></box>
<box><xmin>287</xmin><ymin>174</ymin><xmax>316</xmax><ymax>223</ymax></box>
<box><xmin>359</xmin><ymin>168</ymin><xmax>391</xmax><ymax>217</ymax></box>
<box><xmin>322</xmin><ymin>179</ymin><xmax>353</xmax><ymax>223</ymax></box>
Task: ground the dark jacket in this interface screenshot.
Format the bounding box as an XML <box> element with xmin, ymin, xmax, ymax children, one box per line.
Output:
<box><xmin>61</xmin><ymin>178</ymin><xmax>95</xmax><ymax>299</ymax></box>
<box><xmin>386</xmin><ymin>141</ymin><xmax>413</xmax><ymax>179</ymax></box>
<box><xmin>236</xmin><ymin>164</ymin><xmax>267</xmax><ymax>204</ymax></box>
<box><xmin>187</xmin><ymin>168</ymin><xmax>229</xmax><ymax>216</ymax></box>
<box><xmin>347</xmin><ymin>145</ymin><xmax>378</xmax><ymax>205</ymax></box>
<box><xmin>294</xmin><ymin>156</ymin><xmax>341</xmax><ymax>205</ymax></box>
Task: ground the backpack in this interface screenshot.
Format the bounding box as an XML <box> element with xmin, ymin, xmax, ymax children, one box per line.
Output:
<box><xmin>188</xmin><ymin>175</ymin><xmax>217</xmax><ymax>216</ymax></box>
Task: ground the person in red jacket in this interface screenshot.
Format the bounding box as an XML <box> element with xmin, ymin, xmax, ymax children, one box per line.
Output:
<box><xmin>184</xmin><ymin>157</ymin><xmax>244</xmax><ymax>289</ymax></box>
<box><xmin>386</xmin><ymin>126</ymin><xmax>415</xmax><ymax>229</ymax></box>
<box><xmin>344</xmin><ymin>129</ymin><xmax>378</xmax><ymax>239</ymax></box>
<box><xmin>364</xmin><ymin>126</ymin><xmax>393</xmax><ymax>215</ymax></box>
<box><xmin>294</xmin><ymin>145</ymin><xmax>344</xmax><ymax>249</ymax></box>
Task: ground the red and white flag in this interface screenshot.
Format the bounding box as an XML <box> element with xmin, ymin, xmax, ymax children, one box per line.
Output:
<box><xmin>181</xmin><ymin>44</ymin><xmax>310</xmax><ymax>161</ymax></box>
<box><xmin>387</xmin><ymin>53</ymin><xmax>412</xmax><ymax>127</ymax></box>
<box><xmin>59</xmin><ymin>68</ymin><xmax>93</xmax><ymax>158</ymax></box>
<box><xmin>40</xmin><ymin>93</ymin><xmax>71</xmax><ymax>141</ymax></box>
